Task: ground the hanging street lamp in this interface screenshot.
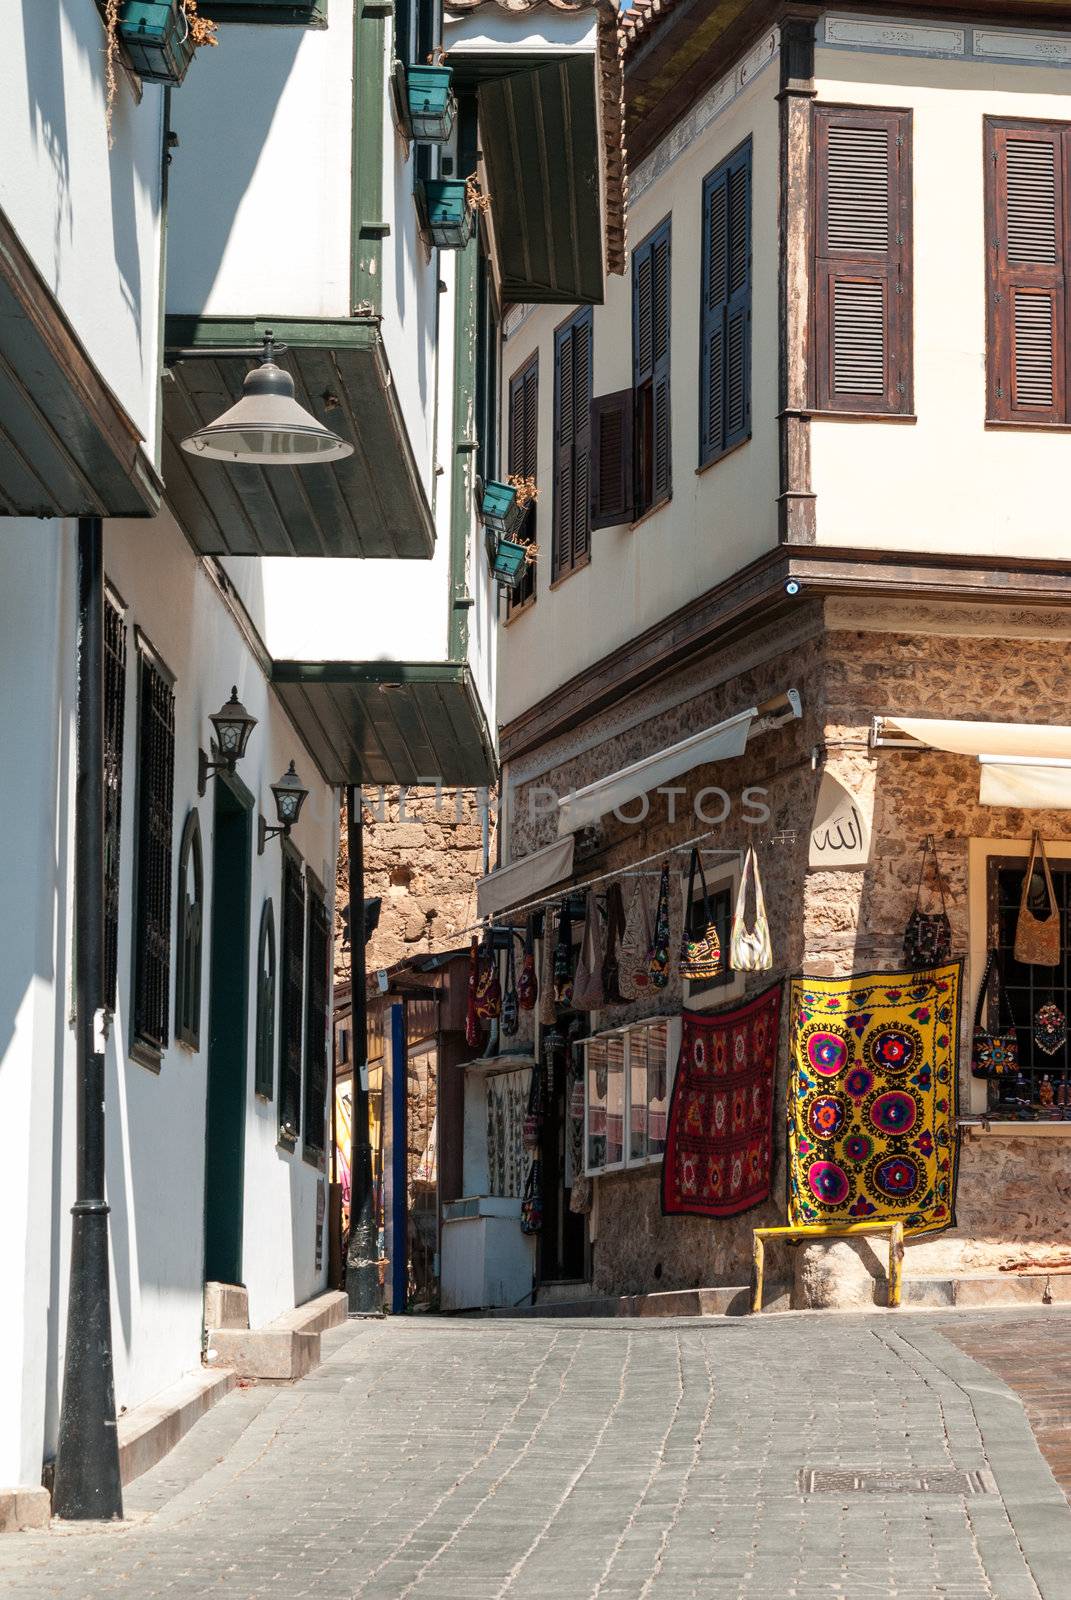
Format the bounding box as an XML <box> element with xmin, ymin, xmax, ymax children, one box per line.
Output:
<box><xmin>178</xmin><ymin>332</ymin><xmax>353</xmax><ymax>465</ymax></box>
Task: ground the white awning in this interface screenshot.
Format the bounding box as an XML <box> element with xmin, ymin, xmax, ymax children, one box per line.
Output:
<box><xmin>476</xmin><ymin>835</ymin><xmax>575</xmax><ymax>919</ymax></box>
<box><xmin>557</xmin><ymin>691</ymin><xmax>802</xmax><ymax>837</ymax></box>
<box><xmin>874</xmin><ymin>716</ymin><xmax>1071</xmax><ymax>809</ymax></box>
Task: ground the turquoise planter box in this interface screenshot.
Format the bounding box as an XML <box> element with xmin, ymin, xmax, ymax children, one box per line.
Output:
<box><xmin>480</xmin><ymin>479</ymin><xmax>525</xmax><ymax>538</ymax></box>
<box><xmin>118</xmin><ymin>0</ymin><xmax>196</xmax><ymax>84</ymax></box>
<box><xmin>491</xmin><ymin>536</ymin><xmax>530</xmax><ymax>590</ymax></box>
<box><xmin>415</xmin><ymin>179</ymin><xmax>474</xmax><ymax>250</ymax></box>
<box><xmin>406</xmin><ymin>65</ymin><xmax>456</xmax><ymax>143</ymax></box>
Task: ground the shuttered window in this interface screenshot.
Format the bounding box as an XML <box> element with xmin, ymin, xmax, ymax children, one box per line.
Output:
<box><xmin>813</xmin><ymin>106</ymin><xmax>912</xmax><ymax>415</ymax></box>
<box><xmin>131</xmin><ymin>637</ymin><xmax>176</xmax><ymax>1062</ymax></box>
<box><xmin>701</xmin><ymin>140</ymin><xmax>751</xmax><ymax>467</ymax></box>
<box><xmin>279</xmin><ymin>845</ymin><xmax>305</xmax><ymax>1142</ymax></box>
<box><xmin>553</xmin><ymin>308</ymin><xmax>592</xmax><ymax>580</ymax></box>
<box><xmin>506</xmin><ymin>355</ymin><xmax>538</xmax><ymax>610</ymax></box>
<box><xmin>103</xmin><ymin>590</ymin><xmax>127</xmax><ymax>1013</ymax></box>
<box><xmin>175</xmin><ymin>810</ymin><xmax>203</xmax><ymax>1049</ymax></box>
<box><xmin>255</xmin><ymin>900</ymin><xmax>276</xmax><ymax>1099</ymax></box>
<box><xmin>986</xmin><ymin>119</ymin><xmax>1070</xmax><ymax>424</ymax></box>
<box><xmin>633</xmin><ymin>218</ymin><xmax>672</xmax><ymax>514</ymax></box>
<box><xmin>303</xmin><ymin>876</ymin><xmax>330</xmax><ymax>1158</ymax></box>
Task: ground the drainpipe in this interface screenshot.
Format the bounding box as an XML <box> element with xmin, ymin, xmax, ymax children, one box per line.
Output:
<box><xmin>52</xmin><ymin>517</ymin><xmax>123</xmax><ymax>1521</ymax></box>
<box><xmin>345</xmin><ymin>786</ymin><xmax>379</xmax><ymax>1314</ymax></box>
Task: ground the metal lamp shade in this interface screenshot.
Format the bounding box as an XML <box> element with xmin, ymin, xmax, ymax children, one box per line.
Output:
<box><xmin>270</xmin><ymin>762</ymin><xmax>309</xmax><ymax>830</ymax></box>
<box><xmin>180</xmin><ymin>360</ymin><xmax>353</xmax><ymax>465</ymax></box>
<box><xmin>209</xmin><ymin>687</ymin><xmax>258</xmax><ymax>764</ymax></box>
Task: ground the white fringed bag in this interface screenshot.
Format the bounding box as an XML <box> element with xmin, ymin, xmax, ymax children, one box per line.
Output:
<box><xmin>730</xmin><ymin>846</ymin><xmax>773</xmax><ymax>972</ymax></box>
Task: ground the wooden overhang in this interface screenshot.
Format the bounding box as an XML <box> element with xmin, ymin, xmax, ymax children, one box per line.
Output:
<box><xmin>0</xmin><ymin>207</ymin><xmax>161</xmax><ymax>518</ymax></box>
<box><xmin>271</xmin><ymin>661</ymin><xmax>498</xmax><ymax>787</ymax></box>
<box><xmin>162</xmin><ymin>317</ymin><xmax>436</xmax><ymax>559</ymax></box>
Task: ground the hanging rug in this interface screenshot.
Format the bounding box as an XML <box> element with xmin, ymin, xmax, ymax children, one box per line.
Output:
<box><xmin>787</xmin><ymin>962</ymin><xmax>962</xmax><ymax>1238</ymax></box>
<box><xmin>661</xmin><ymin>983</ymin><xmax>782</xmax><ymax>1219</ymax></box>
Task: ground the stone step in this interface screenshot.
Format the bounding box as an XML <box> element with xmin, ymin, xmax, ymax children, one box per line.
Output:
<box><xmin>205</xmin><ymin>1328</ymin><xmax>320</xmax><ymax>1382</ymax></box>
<box><xmin>118</xmin><ymin>1366</ymin><xmax>235</xmax><ymax>1485</ymax></box>
<box><xmin>204</xmin><ymin>1281</ymin><xmax>250</xmax><ymax>1331</ymax></box>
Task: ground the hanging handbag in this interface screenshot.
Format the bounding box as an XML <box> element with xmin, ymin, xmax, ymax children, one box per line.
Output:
<box><xmin>601</xmin><ymin>881</ymin><xmax>627</xmax><ymax>1004</ymax></box>
<box><xmin>522</xmin><ymin>1058</ymin><xmax>544</xmax><ymax>1149</ymax></box>
<box><xmin>619</xmin><ymin>878</ymin><xmax>654</xmax><ymax>997</ymax></box>
<box><xmin>647</xmin><ymin>862</ymin><xmax>673</xmax><ymax>989</ymax></box>
<box><xmin>1015</xmin><ymin>831</ymin><xmax>1061</xmax><ymax>966</ymax></box>
<box><xmin>1034</xmin><ymin>1000</ymin><xmax>1067</xmax><ymax>1057</ymax></box>
<box><xmin>465</xmin><ymin>934</ymin><xmax>481</xmax><ymax>1050</ymax></box>
<box><xmin>501</xmin><ymin>936</ymin><xmax>520</xmax><ymax>1037</ymax></box>
<box><xmin>538</xmin><ymin>909</ymin><xmax>557</xmax><ymax>1026</ymax></box>
<box><xmin>678</xmin><ymin>850</ymin><xmax>721</xmax><ymax>981</ymax></box>
<box><xmin>903</xmin><ymin>836</ymin><xmax>953</xmax><ymax>970</ymax></box>
<box><xmin>730</xmin><ymin>845</ymin><xmax>773</xmax><ymax>972</ymax></box>
<box><xmin>553</xmin><ymin>899</ymin><xmax>575</xmax><ymax>1006</ymax></box>
<box><xmin>572</xmin><ymin>891</ymin><xmax>606</xmax><ymax>1010</ymax></box>
<box><xmin>517</xmin><ymin>914</ymin><xmax>538</xmax><ymax>1011</ymax></box>
<box><xmin>971</xmin><ymin>950</ymin><xmax>1019</xmax><ymax>1078</ymax></box>
<box><xmin>473</xmin><ymin>929</ymin><xmax>502</xmax><ymax>1021</ymax></box>
<box><xmin>520</xmin><ymin>1159</ymin><xmax>543</xmax><ymax>1234</ymax></box>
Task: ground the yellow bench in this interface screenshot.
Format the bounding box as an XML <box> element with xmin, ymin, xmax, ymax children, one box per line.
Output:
<box><xmin>750</xmin><ymin>1220</ymin><xmax>905</xmax><ymax>1313</ymax></box>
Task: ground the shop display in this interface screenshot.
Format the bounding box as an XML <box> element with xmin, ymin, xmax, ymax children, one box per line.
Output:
<box><xmin>573</xmin><ymin>890</ymin><xmax>606</xmax><ymax>1010</ymax></box>
<box><xmin>601</xmin><ymin>882</ymin><xmax>628</xmax><ymax>1004</ymax></box>
<box><xmin>1014</xmin><ymin>831</ymin><xmax>1061</xmax><ymax>966</ymax></box>
<box><xmin>520</xmin><ymin>1159</ymin><xmax>543</xmax><ymax>1234</ymax></box>
<box><xmin>517</xmin><ymin>915</ymin><xmax>538</xmax><ymax>1010</ymax></box>
<box><xmin>730</xmin><ymin>845</ymin><xmax>773</xmax><ymax>972</ymax></box>
<box><xmin>465</xmin><ymin>934</ymin><xmax>481</xmax><ymax>1050</ymax></box>
<box><xmin>501</xmin><ymin>937</ymin><xmax>519</xmax><ymax>1037</ymax></box>
<box><xmin>647</xmin><ymin>862</ymin><xmax>672</xmax><ymax>989</ymax></box>
<box><xmin>538</xmin><ymin>911</ymin><xmax>557</xmax><ymax>1026</ymax></box>
<box><xmin>662</xmin><ymin>983</ymin><xmax>781</xmax><ymax>1218</ymax></box>
<box><xmin>553</xmin><ymin>900</ymin><xmax>575</xmax><ymax>1005</ymax></box>
<box><xmin>787</xmin><ymin>961</ymin><xmax>961</xmax><ymax>1238</ymax></box>
<box><xmin>971</xmin><ymin>951</ymin><xmax>1018</xmax><ymax>1078</ymax></box>
<box><xmin>473</xmin><ymin>929</ymin><xmax>502</xmax><ymax>1021</ymax></box>
<box><xmin>620</xmin><ymin>878</ymin><xmax>654</xmax><ymax>996</ymax></box>
<box><xmin>902</xmin><ymin>836</ymin><xmax>952</xmax><ymax>970</ymax></box>
<box><xmin>679</xmin><ymin>849</ymin><xmax>723</xmax><ymax>980</ymax></box>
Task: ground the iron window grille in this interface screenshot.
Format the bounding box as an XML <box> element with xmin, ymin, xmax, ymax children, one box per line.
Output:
<box><xmin>987</xmin><ymin>856</ymin><xmax>1071</xmax><ymax>1116</ymax></box>
<box><xmin>302</xmin><ymin>877</ymin><xmax>331</xmax><ymax>1158</ymax></box>
<box><xmin>103</xmin><ymin>590</ymin><xmax>127</xmax><ymax>1012</ymax></box>
<box><xmin>279</xmin><ymin>845</ymin><xmax>305</xmax><ymax>1141</ymax></box>
<box><xmin>131</xmin><ymin>636</ymin><xmax>176</xmax><ymax>1063</ymax></box>
<box><xmin>255</xmin><ymin>899</ymin><xmax>277</xmax><ymax>1099</ymax></box>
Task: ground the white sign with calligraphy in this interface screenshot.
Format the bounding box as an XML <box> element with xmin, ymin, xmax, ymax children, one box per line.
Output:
<box><xmin>809</xmin><ymin>774</ymin><xmax>872</xmax><ymax>871</ymax></box>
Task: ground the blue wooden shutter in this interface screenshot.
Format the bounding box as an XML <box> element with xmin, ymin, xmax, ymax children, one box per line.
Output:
<box><xmin>701</xmin><ymin>140</ymin><xmax>751</xmax><ymax>466</ymax></box>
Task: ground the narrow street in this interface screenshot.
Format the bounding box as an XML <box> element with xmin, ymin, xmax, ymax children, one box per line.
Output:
<box><xmin>3</xmin><ymin>1311</ymin><xmax>1071</xmax><ymax>1600</ymax></box>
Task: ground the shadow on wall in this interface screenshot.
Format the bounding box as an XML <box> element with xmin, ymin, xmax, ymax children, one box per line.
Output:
<box><xmin>19</xmin><ymin>0</ymin><xmax>72</xmax><ymax>291</ymax></box>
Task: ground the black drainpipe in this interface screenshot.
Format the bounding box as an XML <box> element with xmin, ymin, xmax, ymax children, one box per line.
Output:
<box><xmin>52</xmin><ymin>516</ymin><xmax>123</xmax><ymax>1521</ymax></box>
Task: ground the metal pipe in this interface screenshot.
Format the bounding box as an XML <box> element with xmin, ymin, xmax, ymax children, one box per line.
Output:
<box><xmin>345</xmin><ymin>787</ymin><xmax>379</xmax><ymax>1314</ymax></box>
<box><xmin>52</xmin><ymin>517</ymin><xmax>123</xmax><ymax>1521</ymax></box>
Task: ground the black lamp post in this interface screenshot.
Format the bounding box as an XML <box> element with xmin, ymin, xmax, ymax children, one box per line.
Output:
<box><xmin>258</xmin><ymin>761</ymin><xmax>310</xmax><ymax>853</ymax></box>
<box><xmin>197</xmin><ymin>686</ymin><xmax>258</xmax><ymax>795</ymax></box>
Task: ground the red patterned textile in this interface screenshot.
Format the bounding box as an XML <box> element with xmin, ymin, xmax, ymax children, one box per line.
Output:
<box><xmin>661</xmin><ymin>984</ymin><xmax>782</xmax><ymax>1218</ymax></box>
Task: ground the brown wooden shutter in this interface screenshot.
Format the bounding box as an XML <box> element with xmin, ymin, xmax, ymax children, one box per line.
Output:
<box><xmin>632</xmin><ymin>219</ymin><xmax>672</xmax><ymax>513</ymax></box>
<box><xmin>986</xmin><ymin>119</ymin><xmax>1067</xmax><ymax>424</ymax></box>
<box><xmin>571</xmin><ymin>315</ymin><xmax>592</xmax><ymax>565</ymax></box>
<box><xmin>553</xmin><ymin>310</ymin><xmax>593</xmax><ymax>578</ymax></box>
<box><xmin>591</xmin><ymin>390</ymin><xmax>634</xmax><ymax>527</ymax></box>
<box><xmin>813</xmin><ymin>106</ymin><xmax>912</xmax><ymax>415</ymax></box>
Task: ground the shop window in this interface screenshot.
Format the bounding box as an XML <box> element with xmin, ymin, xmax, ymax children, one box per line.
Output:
<box><xmin>254</xmin><ymin>899</ymin><xmax>276</xmax><ymax>1099</ymax></box>
<box><xmin>506</xmin><ymin>354</ymin><xmax>538</xmax><ymax>612</ymax></box>
<box><xmin>174</xmin><ymin>809</ymin><xmax>203</xmax><ymax>1049</ymax></box>
<box><xmin>103</xmin><ymin>588</ymin><xmax>127</xmax><ymax>1012</ymax></box>
<box><xmin>278</xmin><ymin>844</ymin><xmax>305</xmax><ymax>1142</ymax></box>
<box><xmin>131</xmin><ymin>633</ymin><xmax>176</xmax><ymax>1065</ymax></box>
<box><xmin>585</xmin><ymin>1018</ymin><xmax>680</xmax><ymax>1176</ymax></box>
<box><xmin>627</xmin><ymin>1018</ymin><xmax>673</xmax><ymax>1165</ymax></box>
<box><xmin>812</xmin><ymin>105</ymin><xmax>913</xmax><ymax>416</ymax></box>
<box><xmin>700</xmin><ymin>139</ymin><xmax>751</xmax><ymax>468</ymax></box>
<box><xmin>986</xmin><ymin>854</ymin><xmax>1071</xmax><ymax>1115</ymax></box>
<box><xmin>552</xmin><ymin>307</ymin><xmax>592</xmax><ymax>578</ymax></box>
<box><xmin>303</xmin><ymin>874</ymin><xmax>331</xmax><ymax>1159</ymax></box>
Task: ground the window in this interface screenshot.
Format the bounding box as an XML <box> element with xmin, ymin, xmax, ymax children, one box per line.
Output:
<box><xmin>279</xmin><ymin>845</ymin><xmax>305</xmax><ymax>1141</ymax></box>
<box><xmin>985</xmin><ymin>118</ymin><xmax>1071</xmax><ymax>425</ymax></box>
<box><xmin>812</xmin><ymin>106</ymin><xmax>912</xmax><ymax>415</ymax></box>
<box><xmin>506</xmin><ymin>355</ymin><xmax>538</xmax><ymax>611</ymax></box>
<box><xmin>986</xmin><ymin>854</ymin><xmax>1071</xmax><ymax>1116</ymax></box>
<box><xmin>103</xmin><ymin>589</ymin><xmax>127</xmax><ymax>1013</ymax></box>
<box><xmin>633</xmin><ymin>218</ymin><xmax>672</xmax><ymax>516</ymax></box>
<box><xmin>131</xmin><ymin>636</ymin><xmax>176</xmax><ymax>1063</ymax></box>
<box><xmin>394</xmin><ymin>0</ymin><xmax>436</xmax><ymax>67</ymax></box>
<box><xmin>303</xmin><ymin>875</ymin><xmax>331</xmax><ymax>1158</ymax></box>
<box><xmin>175</xmin><ymin>810</ymin><xmax>203</xmax><ymax>1049</ymax></box>
<box><xmin>552</xmin><ymin>307</ymin><xmax>593</xmax><ymax>579</ymax></box>
<box><xmin>701</xmin><ymin>140</ymin><xmax>751</xmax><ymax>467</ymax></box>
<box><xmin>585</xmin><ymin>1017</ymin><xmax>680</xmax><ymax>1176</ymax></box>
<box><xmin>255</xmin><ymin>900</ymin><xmax>276</xmax><ymax>1099</ymax></box>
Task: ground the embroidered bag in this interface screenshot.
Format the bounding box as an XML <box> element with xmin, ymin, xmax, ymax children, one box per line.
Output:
<box><xmin>730</xmin><ymin>846</ymin><xmax>773</xmax><ymax>972</ymax></box>
<box><xmin>517</xmin><ymin>914</ymin><xmax>538</xmax><ymax>1010</ymax></box>
<box><xmin>522</xmin><ymin>1058</ymin><xmax>544</xmax><ymax>1149</ymax></box>
<box><xmin>553</xmin><ymin>900</ymin><xmax>575</xmax><ymax>1005</ymax></box>
<box><xmin>501</xmin><ymin>936</ymin><xmax>520</xmax><ymax>1037</ymax></box>
<box><xmin>601</xmin><ymin>881</ymin><xmax>628</xmax><ymax>1004</ymax></box>
<box><xmin>473</xmin><ymin>930</ymin><xmax>502</xmax><ymax>1021</ymax></box>
<box><xmin>520</xmin><ymin>1159</ymin><xmax>543</xmax><ymax>1234</ymax></box>
<box><xmin>648</xmin><ymin>862</ymin><xmax>673</xmax><ymax>988</ymax></box>
<box><xmin>903</xmin><ymin>837</ymin><xmax>953</xmax><ymax>970</ymax></box>
<box><xmin>465</xmin><ymin>934</ymin><xmax>481</xmax><ymax>1049</ymax></box>
<box><xmin>1034</xmin><ymin>1000</ymin><xmax>1067</xmax><ymax>1057</ymax></box>
<box><xmin>971</xmin><ymin>950</ymin><xmax>1018</xmax><ymax>1078</ymax></box>
<box><xmin>1015</xmin><ymin>831</ymin><xmax>1061</xmax><ymax>966</ymax></box>
<box><xmin>619</xmin><ymin>879</ymin><xmax>654</xmax><ymax>996</ymax></box>
<box><xmin>538</xmin><ymin>910</ymin><xmax>557</xmax><ymax>1026</ymax></box>
<box><xmin>572</xmin><ymin>891</ymin><xmax>606</xmax><ymax>1010</ymax></box>
<box><xmin>678</xmin><ymin>851</ymin><xmax>721</xmax><ymax>981</ymax></box>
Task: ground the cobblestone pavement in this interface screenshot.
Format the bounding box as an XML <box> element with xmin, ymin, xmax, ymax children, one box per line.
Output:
<box><xmin>3</xmin><ymin>1310</ymin><xmax>1071</xmax><ymax>1600</ymax></box>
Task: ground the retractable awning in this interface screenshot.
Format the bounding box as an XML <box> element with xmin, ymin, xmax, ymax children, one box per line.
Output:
<box><xmin>476</xmin><ymin>835</ymin><xmax>576</xmax><ymax>919</ymax></box>
<box><xmin>557</xmin><ymin>691</ymin><xmax>802</xmax><ymax>837</ymax></box>
<box><xmin>873</xmin><ymin>716</ymin><xmax>1071</xmax><ymax>809</ymax></box>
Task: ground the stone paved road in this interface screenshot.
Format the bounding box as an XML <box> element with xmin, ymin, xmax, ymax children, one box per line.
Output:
<box><xmin>3</xmin><ymin>1311</ymin><xmax>1071</xmax><ymax>1600</ymax></box>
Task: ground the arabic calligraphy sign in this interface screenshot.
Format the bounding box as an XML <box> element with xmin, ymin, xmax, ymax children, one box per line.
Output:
<box><xmin>809</xmin><ymin>772</ymin><xmax>871</xmax><ymax>870</ymax></box>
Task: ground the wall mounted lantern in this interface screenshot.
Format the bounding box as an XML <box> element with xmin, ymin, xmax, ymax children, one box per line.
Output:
<box><xmin>259</xmin><ymin>761</ymin><xmax>310</xmax><ymax>853</ymax></box>
<box><xmin>197</xmin><ymin>686</ymin><xmax>258</xmax><ymax>795</ymax></box>
<box><xmin>178</xmin><ymin>332</ymin><xmax>353</xmax><ymax>465</ymax></box>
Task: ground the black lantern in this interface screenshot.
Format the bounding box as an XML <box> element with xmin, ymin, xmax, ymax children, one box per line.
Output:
<box><xmin>198</xmin><ymin>686</ymin><xmax>258</xmax><ymax>794</ymax></box>
<box><xmin>259</xmin><ymin>761</ymin><xmax>310</xmax><ymax>853</ymax></box>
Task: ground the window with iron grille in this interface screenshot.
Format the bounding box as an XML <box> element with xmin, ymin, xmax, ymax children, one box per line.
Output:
<box><xmin>131</xmin><ymin>637</ymin><xmax>175</xmax><ymax>1062</ymax></box>
<box><xmin>303</xmin><ymin>875</ymin><xmax>330</xmax><ymax>1158</ymax></box>
<box><xmin>175</xmin><ymin>809</ymin><xmax>203</xmax><ymax>1049</ymax></box>
<box><xmin>279</xmin><ymin>846</ymin><xmax>305</xmax><ymax>1141</ymax></box>
<box><xmin>255</xmin><ymin>899</ymin><xmax>277</xmax><ymax>1099</ymax></box>
<box><xmin>986</xmin><ymin>856</ymin><xmax>1071</xmax><ymax>1117</ymax></box>
<box><xmin>103</xmin><ymin>591</ymin><xmax>127</xmax><ymax>1012</ymax></box>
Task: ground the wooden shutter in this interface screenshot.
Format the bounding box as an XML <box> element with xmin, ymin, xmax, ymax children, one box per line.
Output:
<box><xmin>591</xmin><ymin>390</ymin><xmax>634</xmax><ymax>526</ymax></box>
<box><xmin>279</xmin><ymin>847</ymin><xmax>305</xmax><ymax>1139</ymax></box>
<box><xmin>507</xmin><ymin>357</ymin><xmax>538</xmax><ymax>608</ymax></box>
<box><xmin>303</xmin><ymin>880</ymin><xmax>330</xmax><ymax>1156</ymax></box>
<box><xmin>986</xmin><ymin>119</ymin><xmax>1067</xmax><ymax>424</ymax></box>
<box><xmin>553</xmin><ymin>310</ymin><xmax>593</xmax><ymax>578</ymax></box>
<box><xmin>132</xmin><ymin>644</ymin><xmax>175</xmax><ymax>1057</ymax></box>
<box><xmin>701</xmin><ymin>140</ymin><xmax>751</xmax><ymax>466</ymax></box>
<box><xmin>254</xmin><ymin>900</ymin><xmax>276</xmax><ymax>1099</ymax></box>
<box><xmin>633</xmin><ymin>219</ymin><xmax>672</xmax><ymax>511</ymax></box>
<box><xmin>813</xmin><ymin>106</ymin><xmax>912</xmax><ymax>415</ymax></box>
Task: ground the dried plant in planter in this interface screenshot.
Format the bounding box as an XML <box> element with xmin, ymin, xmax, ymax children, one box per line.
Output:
<box><xmin>184</xmin><ymin>0</ymin><xmax>218</xmax><ymax>47</ymax></box>
<box><xmin>464</xmin><ymin>174</ymin><xmax>492</xmax><ymax>216</ymax></box>
<box><xmin>507</xmin><ymin>474</ymin><xmax>539</xmax><ymax>508</ymax></box>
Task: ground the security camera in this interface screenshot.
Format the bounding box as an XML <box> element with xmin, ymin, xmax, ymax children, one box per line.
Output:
<box><xmin>785</xmin><ymin>578</ymin><xmax>801</xmax><ymax>597</ymax></box>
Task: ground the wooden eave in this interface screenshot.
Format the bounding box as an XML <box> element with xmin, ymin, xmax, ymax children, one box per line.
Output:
<box><xmin>162</xmin><ymin>316</ymin><xmax>435</xmax><ymax>559</ymax></box>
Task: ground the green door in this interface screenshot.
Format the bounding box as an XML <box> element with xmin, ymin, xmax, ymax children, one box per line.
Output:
<box><xmin>203</xmin><ymin>773</ymin><xmax>253</xmax><ymax>1286</ymax></box>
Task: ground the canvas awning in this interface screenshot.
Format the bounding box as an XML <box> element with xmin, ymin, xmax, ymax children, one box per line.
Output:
<box><xmin>557</xmin><ymin>691</ymin><xmax>802</xmax><ymax>836</ymax></box>
<box><xmin>873</xmin><ymin>716</ymin><xmax>1071</xmax><ymax>809</ymax></box>
<box><xmin>476</xmin><ymin>835</ymin><xmax>576</xmax><ymax>919</ymax></box>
